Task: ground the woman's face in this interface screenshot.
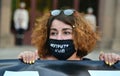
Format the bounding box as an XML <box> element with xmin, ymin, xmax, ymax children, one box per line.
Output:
<box><xmin>49</xmin><ymin>19</ymin><xmax>73</xmax><ymax>40</ymax></box>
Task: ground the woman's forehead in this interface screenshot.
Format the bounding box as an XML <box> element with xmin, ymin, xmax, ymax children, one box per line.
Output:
<box><xmin>51</xmin><ymin>19</ymin><xmax>72</xmax><ymax>29</ymax></box>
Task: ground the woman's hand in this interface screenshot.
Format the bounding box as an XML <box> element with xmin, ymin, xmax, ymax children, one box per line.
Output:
<box><xmin>18</xmin><ymin>50</ymin><xmax>39</xmax><ymax>64</ymax></box>
<box><xmin>99</xmin><ymin>52</ymin><xmax>120</xmax><ymax>66</ymax></box>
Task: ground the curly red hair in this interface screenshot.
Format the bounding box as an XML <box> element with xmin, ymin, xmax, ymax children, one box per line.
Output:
<box><xmin>31</xmin><ymin>11</ymin><xmax>99</xmax><ymax>58</ymax></box>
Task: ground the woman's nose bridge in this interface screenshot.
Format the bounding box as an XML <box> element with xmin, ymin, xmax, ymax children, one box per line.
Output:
<box><xmin>56</xmin><ymin>32</ymin><xmax>63</xmax><ymax>40</ymax></box>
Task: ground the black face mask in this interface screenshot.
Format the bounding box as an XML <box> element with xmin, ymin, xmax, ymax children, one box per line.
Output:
<box><xmin>48</xmin><ymin>39</ymin><xmax>76</xmax><ymax>60</ymax></box>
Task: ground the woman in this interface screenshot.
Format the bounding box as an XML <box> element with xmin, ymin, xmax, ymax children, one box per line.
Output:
<box><xmin>19</xmin><ymin>9</ymin><xmax>120</xmax><ymax>66</ymax></box>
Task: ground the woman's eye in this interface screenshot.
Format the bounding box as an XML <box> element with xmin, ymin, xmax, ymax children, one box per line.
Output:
<box><xmin>63</xmin><ymin>31</ymin><xmax>72</xmax><ymax>35</ymax></box>
<box><xmin>50</xmin><ymin>32</ymin><xmax>57</xmax><ymax>36</ymax></box>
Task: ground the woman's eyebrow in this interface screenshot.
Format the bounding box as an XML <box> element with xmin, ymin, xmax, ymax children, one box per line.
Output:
<box><xmin>62</xmin><ymin>28</ymin><xmax>72</xmax><ymax>31</ymax></box>
<box><xmin>50</xmin><ymin>28</ymin><xmax>57</xmax><ymax>31</ymax></box>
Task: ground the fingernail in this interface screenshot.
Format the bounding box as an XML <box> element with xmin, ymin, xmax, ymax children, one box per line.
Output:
<box><xmin>109</xmin><ymin>63</ymin><xmax>112</xmax><ymax>66</ymax></box>
<box><xmin>26</xmin><ymin>61</ymin><xmax>28</xmax><ymax>64</ymax></box>
<box><xmin>105</xmin><ymin>61</ymin><xmax>108</xmax><ymax>64</ymax></box>
<box><xmin>29</xmin><ymin>61</ymin><xmax>32</xmax><ymax>64</ymax></box>
<box><xmin>110</xmin><ymin>62</ymin><xmax>114</xmax><ymax>66</ymax></box>
<box><xmin>24</xmin><ymin>60</ymin><xmax>27</xmax><ymax>63</ymax></box>
<box><xmin>32</xmin><ymin>60</ymin><xmax>35</xmax><ymax>63</ymax></box>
